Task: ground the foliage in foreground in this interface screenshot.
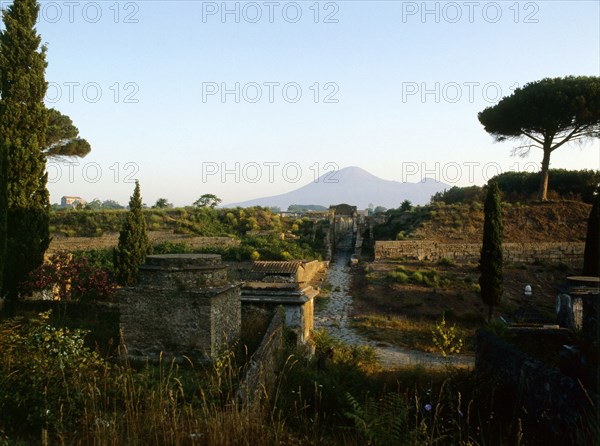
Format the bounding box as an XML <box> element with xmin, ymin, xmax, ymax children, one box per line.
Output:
<box><xmin>0</xmin><ymin>312</ymin><xmax>107</xmax><ymax>434</ymax></box>
<box><xmin>0</xmin><ymin>315</ymin><xmax>596</xmax><ymax>445</ymax></box>
<box><xmin>0</xmin><ymin>311</ymin><xmax>285</xmax><ymax>445</ymax></box>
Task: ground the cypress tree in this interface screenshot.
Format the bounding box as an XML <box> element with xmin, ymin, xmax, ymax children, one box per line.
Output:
<box><xmin>114</xmin><ymin>181</ymin><xmax>150</xmax><ymax>286</ymax></box>
<box><xmin>0</xmin><ymin>0</ymin><xmax>50</xmax><ymax>299</ymax></box>
<box><xmin>479</xmin><ymin>181</ymin><xmax>504</xmax><ymax>322</ymax></box>
<box><xmin>582</xmin><ymin>189</ymin><xmax>600</xmax><ymax>277</ymax></box>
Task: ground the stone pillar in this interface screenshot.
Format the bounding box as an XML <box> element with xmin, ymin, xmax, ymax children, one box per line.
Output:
<box><xmin>565</xmin><ymin>276</ymin><xmax>600</xmax><ymax>346</ymax></box>
<box><xmin>118</xmin><ymin>254</ymin><xmax>241</xmax><ymax>362</ymax></box>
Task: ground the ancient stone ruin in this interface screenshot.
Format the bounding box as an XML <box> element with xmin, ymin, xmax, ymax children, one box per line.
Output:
<box><xmin>241</xmin><ymin>260</ymin><xmax>324</xmax><ymax>344</ymax></box>
<box><xmin>118</xmin><ymin>254</ymin><xmax>241</xmax><ymax>362</ymax></box>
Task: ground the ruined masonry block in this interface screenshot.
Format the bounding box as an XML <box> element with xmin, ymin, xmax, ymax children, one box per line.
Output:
<box><xmin>118</xmin><ymin>254</ymin><xmax>241</xmax><ymax>363</ymax></box>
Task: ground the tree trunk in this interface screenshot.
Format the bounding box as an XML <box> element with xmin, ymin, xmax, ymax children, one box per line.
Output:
<box><xmin>537</xmin><ymin>148</ymin><xmax>551</xmax><ymax>201</ymax></box>
<box><xmin>488</xmin><ymin>305</ymin><xmax>493</xmax><ymax>323</ymax></box>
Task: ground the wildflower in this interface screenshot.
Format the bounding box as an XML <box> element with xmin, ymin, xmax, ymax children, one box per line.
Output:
<box><xmin>424</xmin><ymin>403</ymin><xmax>432</xmax><ymax>412</ymax></box>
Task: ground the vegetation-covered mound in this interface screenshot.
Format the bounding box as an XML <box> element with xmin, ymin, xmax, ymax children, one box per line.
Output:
<box><xmin>46</xmin><ymin>207</ymin><xmax>329</xmax><ymax>274</ymax></box>
<box><xmin>50</xmin><ymin>206</ymin><xmax>286</xmax><ymax>238</ymax></box>
<box><xmin>374</xmin><ymin>201</ymin><xmax>590</xmax><ymax>243</ymax></box>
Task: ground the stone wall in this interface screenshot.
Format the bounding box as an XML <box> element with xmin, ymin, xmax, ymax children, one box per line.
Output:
<box><xmin>211</xmin><ymin>288</ymin><xmax>243</xmax><ymax>353</ymax></box>
<box><xmin>476</xmin><ymin>329</ymin><xmax>596</xmax><ymax>439</ymax></box>
<box><xmin>297</xmin><ymin>260</ymin><xmax>328</xmax><ymax>284</ymax></box>
<box><xmin>237</xmin><ymin>308</ymin><xmax>285</xmax><ymax>405</ymax></box>
<box><xmin>119</xmin><ymin>286</ymin><xmax>241</xmax><ymax>362</ymax></box>
<box><xmin>375</xmin><ymin>240</ymin><xmax>585</xmax><ymax>264</ymax></box>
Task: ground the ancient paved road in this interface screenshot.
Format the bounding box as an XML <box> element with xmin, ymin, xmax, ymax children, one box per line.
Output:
<box><xmin>314</xmin><ymin>234</ymin><xmax>475</xmax><ymax>370</ymax></box>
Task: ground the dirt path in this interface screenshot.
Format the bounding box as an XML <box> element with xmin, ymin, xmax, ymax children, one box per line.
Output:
<box><xmin>314</xmin><ymin>234</ymin><xmax>474</xmax><ymax>370</ymax></box>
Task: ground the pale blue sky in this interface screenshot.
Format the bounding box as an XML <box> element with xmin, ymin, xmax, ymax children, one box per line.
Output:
<box><xmin>3</xmin><ymin>0</ymin><xmax>599</xmax><ymax>206</ymax></box>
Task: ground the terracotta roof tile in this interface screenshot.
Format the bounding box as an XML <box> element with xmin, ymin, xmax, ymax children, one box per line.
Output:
<box><xmin>250</xmin><ymin>261</ymin><xmax>303</xmax><ymax>275</ymax></box>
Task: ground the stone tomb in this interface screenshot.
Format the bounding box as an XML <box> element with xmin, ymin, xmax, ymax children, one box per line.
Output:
<box><xmin>241</xmin><ymin>282</ymin><xmax>318</xmax><ymax>344</ymax></box>
<box><xmin>118</xmin><ymin>254</ymin><xmax>241</xmax><ymax>362</ymax></box>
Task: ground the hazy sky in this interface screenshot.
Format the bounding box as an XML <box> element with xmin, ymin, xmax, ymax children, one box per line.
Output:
<box><xmin>2</xmin><ymin>0</ymin><xmax>599</xmax><ymax>206</ymax></box>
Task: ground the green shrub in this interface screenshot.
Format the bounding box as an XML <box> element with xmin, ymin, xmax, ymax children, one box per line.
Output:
<box><xmin>431</xmin><ymin>313</ymin><xmax>464</xmax><ymax>357</ymax></box>
<box><xmin>422</xmin><ymin>271</ymin><xmax>440</xmax><ymax>287</ymax></box>
<box><xmin>152</xmin><ymin>241</ymin><xmax>193</xmax><ymax>254</ymax></box>
<box><xmin>438</xmin><ymin>257</ymin><xmax>456</xmax><ymax>267</ymax></box>
<box><xmin>470</xmin><ymin>201</ymin><xmax>483</xmax><ymax>211</ymax></box>
<box><xmin>410</xmin><ymin>271</ymin><xmax>424</xmax><ymax>284</ymax></box>
<box><xmin>0</xmin><ymin>312</ymin><xmax>109</xmax><ymax>435</ymax></box>
<box><xmin>388</xmin><ymin>271</ymin><xmax>409</xmax><ymax>283</ymax></box>
<box><xmin>73</xmin><ymin>248</ymin><xmax>114</xmax><ymax>271</ymax></box>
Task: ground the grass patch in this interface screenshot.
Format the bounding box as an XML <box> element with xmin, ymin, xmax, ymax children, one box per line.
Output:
<box><xmin>319</xmin><ymin>281</ymin><xmax>333</xmax><ymax>297</ymax></box>
<box><xmin>351</xmin><ymin>315</ymin><xmax>474</xmax><ymax>355</ymax></box>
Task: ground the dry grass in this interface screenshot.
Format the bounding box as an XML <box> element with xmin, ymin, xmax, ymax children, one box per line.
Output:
<box><xmin>351</xmin><ymin>314</ymin><xmax>475</xmax><ymax>354</ymax></box>
<box><xmin>353</xmin><ymin>259</ymin><xmax>572</xmax><ymax>325</ymax></box>
<box><xmin>65</xmin><ymin>351</ymin><xmax>290</xmax><ymax>446</ymax></box>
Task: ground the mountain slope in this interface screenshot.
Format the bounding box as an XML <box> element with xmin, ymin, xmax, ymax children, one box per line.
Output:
<box><xmin>226</xmin><ymin>166</ymin><xmax>449</xmax><ymax>209</ymax></box>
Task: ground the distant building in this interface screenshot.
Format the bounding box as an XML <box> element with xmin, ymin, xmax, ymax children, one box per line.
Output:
<box><xmin>60</xmin><ymin>196</ymin><xmax>87</xmax><ymax>208</ymax></box>
<box><xmin>329</xmin><ymin>203</ymin><xmax>357</xmax><ymax>217</ymax></box>
<box><xmin>279</xmin><ymin>211</ymin><xmax>302</xmax><ymax>219</ymax></box>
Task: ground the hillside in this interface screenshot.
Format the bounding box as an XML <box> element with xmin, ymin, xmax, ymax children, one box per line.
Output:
<box><xmin>226</xmin><ymin>166</ymin><xmax>449</xmax><ymax>209</ymax></box>
<box><xmin>374</xmin><ymin>201</ymin><xmax>591</xmax><ymax>244</ymax></box>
